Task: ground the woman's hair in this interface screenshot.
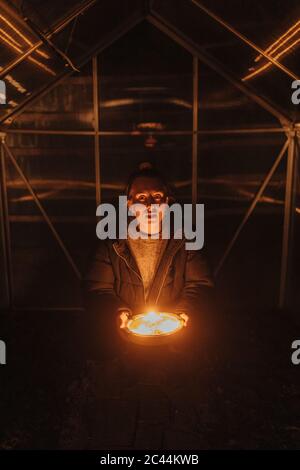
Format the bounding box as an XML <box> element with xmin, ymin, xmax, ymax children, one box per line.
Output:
<box><xmin>126</xmin><ymin>162</ymin><xmax>172</xmax><ymax>199</ymax></box>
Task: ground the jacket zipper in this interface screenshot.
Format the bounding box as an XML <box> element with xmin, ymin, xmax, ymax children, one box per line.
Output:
<box><xmin>112</xmin><ymin>244</ymin><xmax>146</xmax><ymax>304</ymax></box>
<box><xmin>154</xmin><ymin>239</ymin><xmax>186</xmax><ymax>305</ymax></box>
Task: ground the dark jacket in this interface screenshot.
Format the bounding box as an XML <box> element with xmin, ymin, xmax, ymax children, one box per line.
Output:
<box><xmin>84</xmin><ymin>236</ymin><xmax>214</xmax><ymax>317</ymax></box>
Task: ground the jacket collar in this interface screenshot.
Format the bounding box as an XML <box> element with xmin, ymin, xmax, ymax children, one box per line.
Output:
<box><xmin>112</xmin><ymin>231</ymin><xmax>185</xmax><ymax>265</ymax></box>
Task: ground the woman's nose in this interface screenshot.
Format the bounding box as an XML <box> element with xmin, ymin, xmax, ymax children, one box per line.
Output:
<box><xmin>146</xmin><ymin>195</ymin><xmax>155</xmax><ymax>206</ymax></box>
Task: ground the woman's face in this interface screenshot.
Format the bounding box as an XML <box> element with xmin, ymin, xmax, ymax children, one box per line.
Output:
<box><xmin>127</xmin><ymin>176</ymin><xmax>169</xmax><ymax>235</ymax></box>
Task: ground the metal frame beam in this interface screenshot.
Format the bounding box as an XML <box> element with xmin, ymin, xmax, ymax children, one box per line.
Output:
<box><xmin>147</xmin><ymin>11</ymin><xmax>291</xmax><ymax>127</ymax></box>
<box><xmin>92</xmin><ymin>55</ymin><xmax>101</xmax><ymax>206</ymax></box>
<box><xmin>192</xmin><ymin>57</ymin><xmax>199</xmax><ymax>207</ymax></box>
<box><xmin>0</xmin><ymin>9</ymin><xmax>145</xmax><ymax>125</ymax></box>
<box><xmin>2</xmin><ymin>128</ymin><xmax>289</xmax><ymax>136</ymax></box>
<box><xmin>0</xmin><ymin>0</ymin><xmax>97</xmax><ymax>80</ymax></box>
<box><xmin>279</xmin><ymin>130</ymin><xmax>298</xmax><ymax>308</ymax></box>
<box><xmin>190</xmin><ymin>0</ymin><xmax>300</xmax><ymax>82</ymax></box>
<box><xmin>214</xmin><ymin>139</ymin><xmax>289</xmax><ymax>277</ymax></box>
<box><xmin>1</xmin><ymin>138</ymin><xmax>82</xmax><ymax>281</ymax></box>
<box><xmin>0</xmin><ymin>135</ymin><xmax>13</xmax><ymax>309</ymax></box>
<box><xmin>192</xmin><ymin>56</ymin><xmax>198</xmax><ymax>207</ymax></box>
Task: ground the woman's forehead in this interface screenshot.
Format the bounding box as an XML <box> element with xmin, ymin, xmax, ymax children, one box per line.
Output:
<box><xmin>130</xmin><ymin>176</ymin><xmax>165</xmax><ymax>193</ymax></box>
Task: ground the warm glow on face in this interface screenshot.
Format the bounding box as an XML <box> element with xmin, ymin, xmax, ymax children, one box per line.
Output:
<box><xmin>125</xmin><ymin>310</ymin><xmax>186</xmax><ymax>337</ymax></box>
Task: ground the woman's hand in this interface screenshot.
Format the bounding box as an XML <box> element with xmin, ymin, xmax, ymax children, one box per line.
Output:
<box><xmin>117</xmin><ymin>307</ymin><xmax>133</xmax><ymax>328</ymax></box>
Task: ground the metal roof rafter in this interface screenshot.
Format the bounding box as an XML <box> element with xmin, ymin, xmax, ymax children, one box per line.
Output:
<box><xmin>0</xmin><ymin>8</ymin><xmax>145</xmax><ymax>126</ymax></box>
<box><xmin>0</xmin><ymin>0</ymin><xmax>98</xmax><ymax>80</ymax></box>
<box><xmin>190</xmin><ymin>0</ymin><xmax>300</xmax><ymax>82</ymax></box>
<box><xmin>147</xmin><ymin>9</ymin><xmax>292</xmax><ymax>127</ymax></box>
<box><xmin>0</xmin><ymin>1</ymin><xmax>294</xmax><ymax>127</ymax></box>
